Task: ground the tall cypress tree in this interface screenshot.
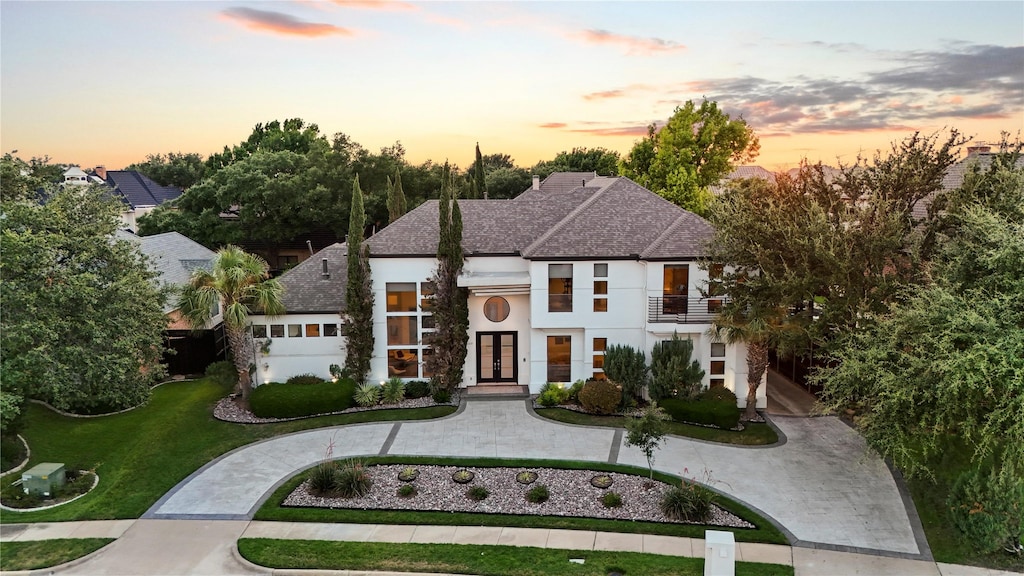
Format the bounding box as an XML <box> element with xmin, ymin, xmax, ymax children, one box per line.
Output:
<box><xmin>343</xmin><ymin>175</ymin><xmax>374</xmax><ymax>384</ymax></box>
<box><xmin>425</xmin><ymin>167</ymin><xmax>469</xmax><ymax>391</ymax></box>
<box><xmin>386</xmin><ymin>169</ymin><xmax>407</xmax><ymax>223</ymax></box>
<box><xmin>474</xmin><ymin>142</ymin><xmax>487</xmax><ymax>200</ymax></box>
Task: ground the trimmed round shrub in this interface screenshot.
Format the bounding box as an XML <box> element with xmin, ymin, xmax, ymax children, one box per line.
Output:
<box><xmin>405</xmin><ymin>380</ymin><xmax>431</xmax><ymax>399</ymax></box>
<box><xmin>602</xmin><ymin>491</ymin><xmax>623</xmax><ymax>508</ymax></box>
<box><xmin>467</xmin><ymin>485</ymin><xmax>490</xmax><ymax>501</ymax></box>
<box><xmin>526</xmin><ymin>484</ymin><xmax>549</xmax><ymax>504</ymax></box>
<box><xmin>578</xmin><ymin>379</ymin><xmax>621</xmax><ymax>415</ymax></box>
<box><xmin>205</xmin><ymin>360</ymin><xmax>238</xmax><ymax>389</ymax></box>
<box><xmin>249</xmin><ymin>378</ymin><xmax>356</xmax><ymax>418</ymax></box>
<box><xmin>286</xmin><ymin>373</ymin><xmax>326</xmax><ymax>386</ymax></box>
<box><xmin>658</xmin><ymin>396</ymin><xmax>740</xmax><ymax>430</ymax></box>
<box><xmin>700</xmin><ymin>386</ymin><xmax>738</xmax><ymax>404</ymax></box>
<box><xmin>537</xmin><ymin>386</ymin><xmax>569</xmax><ymax>407</ymax></box>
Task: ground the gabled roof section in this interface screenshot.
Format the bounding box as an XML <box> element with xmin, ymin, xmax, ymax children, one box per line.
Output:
<box><xmin>275</xmin><ymin>243</ymin><xmax>348</xmax><ymax>313</ymax></box>
<box><xmin>367</xmin><ymin>174</ymin><xmax>712</xmax><ymax>261</ymax></box>
<box><xmin>105</xmin><ymin>171</ymin><xmax>183</xmax><ymax>209</ymax></box>
<box><xmin>515</xmin><ymin>171</ymin><xmax>598</xmax><ymax>201</ymax></box>
<box><xmin>118</xmin><ymin>231</ymin><xmax>216</xmax><ymax>313</ymax></box>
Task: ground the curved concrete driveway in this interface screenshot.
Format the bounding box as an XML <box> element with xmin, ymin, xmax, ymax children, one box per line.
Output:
<box><xmin>147</xmin><ymin>399</ymin><xmax>924</xmax><ymax>558</ymax></box>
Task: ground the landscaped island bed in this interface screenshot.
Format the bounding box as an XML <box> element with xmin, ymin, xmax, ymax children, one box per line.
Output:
<box><xmin>284</xmin><ymin>464</ymin><xmax>754</xmax><ymax>528</ymax></box>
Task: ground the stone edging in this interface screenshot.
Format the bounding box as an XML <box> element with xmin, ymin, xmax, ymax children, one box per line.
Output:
<box><xmin>0</xmin><ymin>472</ymin><xmax>100</xmax><ymax>513</ymax></box>
<box><xmin>0</xmin><ymin>435</ymin><xmax>31</xmax><ymax>478</ymax></box>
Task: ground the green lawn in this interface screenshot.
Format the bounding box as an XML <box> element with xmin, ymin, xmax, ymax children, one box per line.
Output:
<box><xmin>238</xmin><ymin>539</ymin><xmax>795</xmax><ymax>576</ymax></box>
<box><xmin>535</xmin><ymin>407</ymin><xmax>779</xmax><ymax>445</ymax></box>
<box><xmin>0</xmin><ymin>379</ymin><xmax>455</xmax><ymax>523</ymax></box>
<box><xmin>255</xmin><ymin>455</ymin><xmax>789</xmax><ymax>545</ymax></box>
<box><xmin>0</xmin><ymin>538</ymin><xmax>113</xmax><ymax>571</ymax></box>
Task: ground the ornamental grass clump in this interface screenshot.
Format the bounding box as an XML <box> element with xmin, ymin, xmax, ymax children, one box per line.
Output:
<box><xmin>602</xmin><ymin>491</ymin><xmax>623</xmax><ymax>508</ymax></box>
<box><xmin>354</xmin><ymin>382</ymin><xmax>381</xmax><ymax>407</ymax></box>
<box><xmin>452</xmin><ymin>469</ymin><xmax>475</xmax><ymax>484</ymax></box>
<box><xmin>466</xmin><ymin>485</ymin><xmax>490</xmax><ymax>501</ymax></box>
<box><xmin>334</xmin><ymin>460</ymin><xmax>372</xmax><ymax>498</ymax></box>
<box><xmin>309</xmin><ymin>461</ymin><xmax>339</xmax><ymax>497</ymax></box>
<box><xmin>382</xmin><ymin>377</ymin><xmax>406</xmax><ymax>404</ymax></box>
<box><xmin>661</xmin><ymin>470</ymin><xmax>716</xmax><ymax>522</ymax></box>
<box><xmin>526</xmin><ymin>484</ymin><xmax>550</xmax><ymax>504</ymax></box>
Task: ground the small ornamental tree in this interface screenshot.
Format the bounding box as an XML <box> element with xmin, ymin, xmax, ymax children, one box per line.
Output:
<box><xmin>602</xmin><ymin>344</ymin><xmax>648</xmax><ymax>404</ymax></box>
<box><xmin>343</xmin><ymin>175</ymin><xmax>374</xmax><ymax>384</ymax></box>
<box><xmin>424</xmin><ymin>165</ymin><xmax>469</xmax><ymax>392</ymax></box>
<box><xmin>625</xmin><ymin>407</ymin><xmax>669</xmax><ymax>481</ymax></box>
<box><xmin>386</xmin><ymin>168</ymin><xmax>407</xmax><ymax>223</ymax></box>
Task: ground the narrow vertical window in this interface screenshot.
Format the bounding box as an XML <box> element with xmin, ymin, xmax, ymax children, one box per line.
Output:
<box><xmin>548</xmin><ymin>264</ymin><xmax>573</xmax><ymax>312</ymax></box>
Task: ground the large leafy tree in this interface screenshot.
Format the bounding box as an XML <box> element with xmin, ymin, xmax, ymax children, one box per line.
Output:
<box><xmin>816</xmin><ymin>152</ymin><xmax>1023</xmax><ymax>552</ymax></box>
<box><xmin>1</xmin><ymin>181</ymin><xmax>168</xmax><ymax>413</ymax></box>
<box><xmin>424</xmin><ymin>166</ymin><xmax>469</xmax><ymax>391</ymax></box>
<box><xmin>125</xmin><ymin>152</ymin><xmax>206</xmax><ymax>189</ymax></box>
<box><xmin>531</xmin><ymin>147</ymin><xmax>621</xmax><ymax>178</ymax></box>
<box><xmin>343</xmin><ymin>176</ymin><xmax>374</xmax><ymax>384</ymax></box>
<box><xmin>178</xmin><ymin>246</ymin><xmax>284</xmax><ymax>399</ymax></box>
<box><xmin>620</xmin><ymin>99</ymin><xmax>759</xmax><ymax>215</ymax></box>
<box><xmin>485</xmin><ymin>166</ymin><xmax>532</xmax><ymax>199</ymax></box>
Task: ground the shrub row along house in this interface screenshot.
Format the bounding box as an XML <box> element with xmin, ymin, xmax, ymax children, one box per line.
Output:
<box><xmin>250</xmin><ymin>173</ymin><xmax>763</xmax><ymax>409</ymax></box>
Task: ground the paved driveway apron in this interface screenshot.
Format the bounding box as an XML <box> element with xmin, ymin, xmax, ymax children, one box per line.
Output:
<box><xmin>147</xmin><ymin>400</ymin><xmax>920</xmax><ymax>556</ymax></box>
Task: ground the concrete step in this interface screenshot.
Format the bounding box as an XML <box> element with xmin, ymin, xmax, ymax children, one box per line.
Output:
<box><xmin>464</xmin><ymin>385</ymin><xmax>530</xmax><ymax>399</ymax></box>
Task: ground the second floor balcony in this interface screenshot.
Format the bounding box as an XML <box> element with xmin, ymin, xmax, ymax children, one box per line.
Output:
<box><xmin>648</xmin><ymin>296</ymin><xmax>723</xmax><ymax>325</ymax></box>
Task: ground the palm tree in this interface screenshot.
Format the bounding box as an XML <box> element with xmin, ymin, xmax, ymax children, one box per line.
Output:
<box><xmin>709</xmin><ymin>298</ymin><xmax>789</xmax><ymax>422</ymax></box>
<box><xmin>179</xmin><ymin>245</ymin><xmax>285</xmax><ymax>398</ymax></box>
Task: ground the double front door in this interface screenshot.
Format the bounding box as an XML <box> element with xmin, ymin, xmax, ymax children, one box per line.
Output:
<box><xmin>477</xmin><ymin>332</ymin><xmax>517</xmax><ymax>383</ymax></box>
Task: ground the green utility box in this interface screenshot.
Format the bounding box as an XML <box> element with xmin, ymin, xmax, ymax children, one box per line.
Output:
<box><xmin>22</xmin><ymin>462</ymin><xmax>66</xmax><ymax>497</ymax></box>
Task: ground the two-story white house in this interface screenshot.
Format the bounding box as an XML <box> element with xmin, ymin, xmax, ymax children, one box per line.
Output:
<box><xmin>250</xmin><ymin>173</ymin><xmax>764</xmax><ymax>409</ymax></box>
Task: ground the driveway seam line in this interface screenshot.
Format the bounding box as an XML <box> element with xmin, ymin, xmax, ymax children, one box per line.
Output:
<box><xmin>379</xmin><ymin>423</ymin><xmax>402</xmax><ymax>456</ymax></box>
<box><xmin>607</xmin><ymin>430</ymin><xmax>622</xmax><ymax>464</ymax></box>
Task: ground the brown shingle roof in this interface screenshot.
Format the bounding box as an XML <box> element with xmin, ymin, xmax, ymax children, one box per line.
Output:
<box><xmin>367</xmin><ymin>175</ymin><xmax>711</xmax><ymax>261</ymax></box>
<box><xmin>276</xmin><ymin>243</ymin><xmax>348</xmax><ymax>313</ymax></box>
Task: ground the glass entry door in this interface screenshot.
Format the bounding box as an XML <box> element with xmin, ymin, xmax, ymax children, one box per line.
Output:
<box><xmin>477</xmin><ymin>332</ymin><xmax>518</xmax><ymax>383</ymax></box>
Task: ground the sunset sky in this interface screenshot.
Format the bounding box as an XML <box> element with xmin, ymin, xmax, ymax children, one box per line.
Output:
<box><xmin>2</xmin><ymin>1</ymin><xmax>1022</xmax><ymax>173</ymax></box>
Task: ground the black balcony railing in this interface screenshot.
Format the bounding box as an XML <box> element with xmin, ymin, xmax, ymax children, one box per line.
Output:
<box><xmin>648</xmin><ymin>296</ymin><xmax>723</xmax><ymax>324</ymax></box>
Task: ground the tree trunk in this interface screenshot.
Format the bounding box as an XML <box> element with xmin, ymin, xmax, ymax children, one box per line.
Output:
<box><xmin>225</xmin><ymin>326</ymin><xmax>253</xmax><ymax>399</ymax></box>
<box><xmin>744</xmin><ymin>342</ymin><xmax>769</xmax><ymax>421</ymax></box>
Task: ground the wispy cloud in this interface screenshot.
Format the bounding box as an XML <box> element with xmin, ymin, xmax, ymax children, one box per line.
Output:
<box><xmin>221</xmin><ymin>7</ymin><xmax>353</xmax><ymax>37</ymax></box>
<box><xmin>331</xmin><ymin>0</ymin><xmax>418</xmax><ymax>12</ymax></box>
<box><xmin>538</xmin><ymin>121</ymin><xmax>651</xmax><ymax>137</ymax></box>
<box><xmin>577</xmin><ymin>43</ymin><xmax>1022</xmax><ymax>135</ymax></box>
<box><xmin>573</xmin><ymin>29</ymin><xmax>685</xmax><ymax>56</ymax></box>
<box><xmin>538</xmin><ymin>122</ymin><xmax>567</xmax><ymax>129</ymax></box>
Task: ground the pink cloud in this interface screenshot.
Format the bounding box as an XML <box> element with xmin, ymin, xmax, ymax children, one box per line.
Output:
<box><xmin>538</xmin><ymin>123</ymin><xmax>567</xmax><ymax>129</ymax></box>
<box><xmin>574</xmin><ymin>29</ymin><xmax>686</xmax><ymax>56</ymax></box>
<box><xmin>331</xmin><ymin>0</ymin><xmax>418</xmax><ymax>11</ymax></box>
<box><xmin>220</xmin><ymin>7</ymin><xmax>353</xmax><ymax>37</ymax></box>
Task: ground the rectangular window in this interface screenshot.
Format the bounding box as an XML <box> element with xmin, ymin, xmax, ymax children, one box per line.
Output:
<box><xmin>711</xmin><ymin>343</ymin><xmax>726</xmax><ymax>357</ymax></box>
<box><xmin>547</xmin><ymin>335</ymin><xmax>571</xmax><ymax>382</ymax></box>
<box><xmin>548</xmin><ymin>264</ymin><xmax>573</xmax><ymax>312</ymax></box>
<box><xmin>710</xmin><ymin>378</ymin><xmax>725</xmax><ymax>389</ymax></box>
<box><xmin>387</xmin><ymin>316</ymin><xmax>418</xmax><ymax>346</ymax></box>
<box><xmin>594</xmin><ymin>280</ymin><xmax>608</xmax><ymax>295</ymax></box>
<box><xmin>388</xmin><ymin>349</ymin><xmax>419</xmax><ymax>378</ymax></box>
<box><xmin>707</xmin><ymin>299</ymin><xmax>723</xmax><ymax>313</ymax></box>
<box><xmin>305</xmin><ymin>323</ymin><xmax>320</xmax><ymax>337</ymax></box>
<box><xmin>593</xmin><ymin>279</ymin><xmax>608</xmax><ymax>312</ymax></box>
<box><xmin>270</xmin><ymin>324</ymin><xmax>284</xmax><ymax>338</ymax></box>
<box><xmin>708</xmin><ymin>263</ymin><xmax>724</xmax><ymax>296</ymax></box>
<box><xmin>421</xmin><ymin>315</ymin><xmax>435</xmax><ymax>330</ymax></box>
<box><xmin>288</xmin><ymin>324</ymin><xmax>302</xmax><ymax>338</ymax></box>
<box><xmin>663</xmin><ymin>264</ymin><xmax>689</xmax><ymax>314</ymax></box>
<box><xmin>594</xmin><ymin>263</ymin><xmax>608</xmax><ymax>277</ymax></box>
<box><xmin>252</xmin><ymin>325</ymin><xmax>267</xmax><ymax>338</ymax></box>
<box><xmin>711</xmin><ymin>360</ymin><xmax>725</xmax><ymax>375</ymax></box>
<box><xmin>592</xmin><ymin>337</ymin><xmax>606</xmax><ymax>380</ymax></box>
<box><xmin>323</xmin><ymin>324</ymin><xmax>339</xmax><ymax>337</ymax></box>
<box><xmin>420</xmin><ymin>281</ymin><xmax>436</xmax><ymax>311</ymax></box>
<box><xmin>386</xmin><ymin>282</ymin><xmax>417</xmax><ymax>313</ymax></box>
<box><xmin>593</xmin><ymin>298</ymin><xmax>608</xmax><ymax>312</ymax></box>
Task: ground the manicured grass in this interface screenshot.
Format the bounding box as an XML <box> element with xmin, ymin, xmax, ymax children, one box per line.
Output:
<box><xmin>254</xmin><ymin>455</ymin><xmax>789</xmax><ymax>545</ymax></box>
<box><xmin>535</xmin><ymin>408</ymin><xmax>779</xmax><ymax>445</ymax></box>
<box><xmin>0</xmin><ymin>379</ymin><xmax>455</xmax><ymax>523</ymax></box>
<box><xmin>0</xmin><ymin>538</ymin><xmax>113</xmax><ymax>571</ymax></box>
<box><xmin>238</xmin><ymin>539</ymin><xmax>795</xmax><ymax>576</ymax></box>
<box><xmin>907</xmin><ymin>448</ymin><xmax>1024</xmax><ymax>572</ymax></box>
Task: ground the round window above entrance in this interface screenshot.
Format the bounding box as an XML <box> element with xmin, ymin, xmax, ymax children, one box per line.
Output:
<box><xmin>483</xmin><ymin>296</ymin><xmax>510</xmax><ymax>322</ymax></box>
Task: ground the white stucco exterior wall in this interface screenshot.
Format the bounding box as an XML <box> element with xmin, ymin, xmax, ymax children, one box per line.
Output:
<box><xmin>249</xmin><ymin>312</ymin><xmax>345</xmax><ymax>385</ymax></box>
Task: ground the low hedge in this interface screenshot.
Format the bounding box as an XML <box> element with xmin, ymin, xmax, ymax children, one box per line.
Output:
<box><xmin>659</xmin><ymin>392</ymin><xmax>740</xmax><ymax>430</ymax></box>
<box><xmin>249</xmin><ymin>378</ymin><xmax>357</xmax><ymax>418</ymax></box>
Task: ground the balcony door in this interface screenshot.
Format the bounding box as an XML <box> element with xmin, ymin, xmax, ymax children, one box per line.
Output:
<box><xmin>477</xmin><ymin>332</ymin><xmax>518</xmax><ymax>383</ymax></box>
<box><xmin>663</xmin><ymin>265</ymin><xmax>689</xmax><ymax>314</ymax></box>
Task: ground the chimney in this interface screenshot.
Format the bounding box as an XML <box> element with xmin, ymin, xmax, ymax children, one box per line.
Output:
<box><xmin>321</xmin><ymin>258</ymin><xmax>330</xmax><ymax>278</ymax></box>
<box><xmin>532</xmin><ymin>175</ymin><xmax>540</xmax><ymax>190</ymax></box>
<box><xmin>966</xmin><ymin>142</ymin><xmax>991</xmax><ymax>157</ymax></box>
<box><xmin>94</xmin><ymin>166</ymin><xmax>107</xmax><ymax>180</ymax></box>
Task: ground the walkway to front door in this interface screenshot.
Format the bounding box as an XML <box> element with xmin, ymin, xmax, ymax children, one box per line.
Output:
<box><xmin>476</xmin><ymin>332</ymin><xmax>517</xmax><ymax>383</ymax></box>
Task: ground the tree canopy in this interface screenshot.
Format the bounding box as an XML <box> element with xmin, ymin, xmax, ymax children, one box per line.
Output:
<box><xmin>621</xmin><ymin>100</ymin><xmax>759</xmax><ymax>215</ymax></box>
<box><xmin>126</xmin><ymin>152</ymin><xmax>206</xmax><ymax>189</ymax></box>
<box><xmin>531</xmin><ymin>147</ymin><xmax>621</xmax><ymax>179</ymax></box>
<box><xmin>1</xmin><ymin>181</ymin><xmax>169</xmax><ymax>413</ymax></box>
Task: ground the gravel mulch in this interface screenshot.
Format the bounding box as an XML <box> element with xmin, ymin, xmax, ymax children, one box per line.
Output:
<box><xmin>283</xmin><ymin>464</ymin><xmax>755</xmax><ymax>529</ymax></box>
<box><xmin>214</xmin><ymin>393</ymin><xmax>460</xmax><ymax>424</ymax></box>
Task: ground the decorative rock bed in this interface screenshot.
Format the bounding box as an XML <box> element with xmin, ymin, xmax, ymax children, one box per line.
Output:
<box><xmin>283</xmin><ymin>464</ymin><xmax>755</xmax><ymax>529</ymax></box>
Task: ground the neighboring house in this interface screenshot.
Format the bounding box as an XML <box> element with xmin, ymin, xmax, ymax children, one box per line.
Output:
<box><xmin>911</xmin><ymin>142</ymin><xmax>1024</xmax><ymax>221</ymax></box>
<box><xmin>710</xmin><ymin>165</ymin><xmax>776</xmax><ymax>195</ymax></box>
<box><xmin>63</xmin><ymin>166</ymin><xmax>184</xmax><ymax>232</ymax></box>
<box><xmin>118</xmin><ymin>230</ymin><xmax>227</xmax><ymax>375</ymax></box>
<box><xmin>251</xmin><ymin>173</ymin><xmax>764</xmax><ymax>409</ymax></box>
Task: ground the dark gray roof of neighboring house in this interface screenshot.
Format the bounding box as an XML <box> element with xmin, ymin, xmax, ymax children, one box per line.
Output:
<box><xmin>118</xmin><ymin>231</ymin><xmax>215</xmax><ymax>313</ymax></box>
<box><xmin>516</xmin><ymin>171</ymin><xmax>598</xmax><ymax>201</ymax></box>
<box><xmin>105</xmin><ymin>171</ymin><xmax>183</xmax><ymax>209</ymax></box>
<box><xmin>911</xmin><ymin>153</ymin><xmax>1024</xmax><ymax>221</ymax></box>
<box><xmin>274</xmin><ymin>243</ymin><xmax>348</xmax><ymax>313</ymax></box>
<box><xmin>368</xmin><ymin>175</ymin><xmax>711</xmax><ymax>260</ymax></box>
